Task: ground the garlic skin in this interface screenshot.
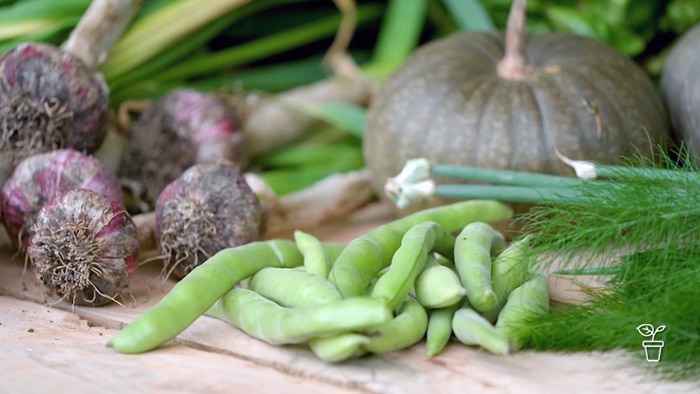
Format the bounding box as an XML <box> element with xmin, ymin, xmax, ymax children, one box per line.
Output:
<box><xmin>118</xmin><ymin>88</ymin><xmax>246</xmax><ymax>210</ymax></box>
<box><xmin>1</xmin><ymin>149</ymin><xmax>123</xmax><ymax>250</ymax></box>
<box><xmin>28</xmin><ymin>188</ymin><xmax>138</xmax><ymax>307</ymax></box>
<box><xmin>155</xmin><ymin>162</ymin><xmax>264</xmax><ymax>279</ymax></box>
<box><xmin>0</xmin><ymin>43</ymin><xmax>110</xmax><ymax>185</ymax></box>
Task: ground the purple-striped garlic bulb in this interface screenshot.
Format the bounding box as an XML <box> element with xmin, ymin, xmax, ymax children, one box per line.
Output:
<box><xmin>0</xmin><ymin>43</ymin><xmax>110</xmax><ymax>185</ymax></box>
<box><xmin>118</xmin><ymin>88</ymin><xmax>246</xmax><ymax>210</ymax></box>
<box><xmin>0</xmin><ymin>0</ymin><xmax>136</xmax><ymax>185</ymax></box>
<box><xmin>1</xmin><ymin>149</ymin><xmax>123</xmax><ymax>249</ymax></box>
<box><xmin>154</xmin><ymin>162</ymin><xmax>264</xmax><ymax>279</ymax></box>
<box><xmin>28</xmin><ymin>188</ymin><xmax>138</xmax><ymax>306</ymax></box>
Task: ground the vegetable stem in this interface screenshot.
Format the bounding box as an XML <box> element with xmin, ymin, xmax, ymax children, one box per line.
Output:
<box><xmin>62</xmin><ymin>0</ymin><xmax>139</xmax><ymax>70</ymax></box>
<box><xmin>430</xmin><ymin>163</ymin><xmax>582</xmax><ymax>187</ymax></box>
<box><xmin>434</xmin><ymin>184</ymin><xmax>585</xmax><ymax>205</ymax></box>
<box><xmin>497</xmin><ymin>0</ymin><xmax>532</xmax><ymax>80</ymax></box>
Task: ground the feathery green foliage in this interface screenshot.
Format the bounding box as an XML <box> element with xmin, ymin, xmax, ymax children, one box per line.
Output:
<box><xmin>511</xmin><ymin>148</ymin><xmax>700</xmax><ymax>383</ymax></box>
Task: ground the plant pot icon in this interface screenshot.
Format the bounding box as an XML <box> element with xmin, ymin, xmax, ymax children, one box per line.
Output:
<box><xmin>642</xmin><ymin>340</ymin><xmax>664</xmax><ymax>362</ymax></box>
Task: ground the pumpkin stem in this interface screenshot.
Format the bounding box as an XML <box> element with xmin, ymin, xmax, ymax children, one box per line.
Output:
<box><xmin>497</xmin><ymin>0</ymin><xmax>532</xmax><ymax>80</ymax></box>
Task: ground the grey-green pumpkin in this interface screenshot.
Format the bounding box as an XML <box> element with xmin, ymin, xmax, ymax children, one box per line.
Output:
<box><xmin>661</xmin><ymin>22</ymin><xmax>700</xmax><ymax>161</ymax></box>
<box><xmin>363</xmin><ymin>0</ymin><xmax>670</xmax><ymax>210</ymax></box>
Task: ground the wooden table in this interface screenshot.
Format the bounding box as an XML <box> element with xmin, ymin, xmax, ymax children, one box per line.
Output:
<box><xmin>0</xmin><ymin>202</ymin><xmax>696</xmax><ymax>393</ymax></box>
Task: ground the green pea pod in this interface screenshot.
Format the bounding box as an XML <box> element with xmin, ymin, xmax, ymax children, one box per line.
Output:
<box><xmin>495</xmin><ymin>273</ymin><xmax>550</xmax><ymax>351</ymax></box>
<box><xmin>294</xmin><ymin>230</ymin><xmax>332</xmax><ymax>278</ymax></box>
<box><xmin>208</xmin><ymin>288</ymin><xmax>392</xmax><ymax>345</ymax></box>
<box><xmin>452</xmin><ymin>307</ymin><xmax>511</xmax><ymax>355</ymax></box>
<box><xmin>454</xmin><ymin>222</ymin><xmax>504</xmax><ymax>312</ymax></box>
<box><xmin>425</xmin><ymin>303</ymin><xmax>460</xmax><ymax>357</ymax></box>
<box><xmin>371</xmin><ymin>221</ymin><xmax>455</xmax><ymax>311</ymax></box>
<box><xmin>108</xmin><ymin>240</ymin><xmax>304</xmax><ymax>354</ymax></box>
<box><xmin>308</xmin><ymin>333</ymin><xmax>370</xmax><ymax>363</ymax></box>
<box><xmin>434</xmin><ymin>253</ymin><xmax>457</xmax><ymax>271</ymax></box>
<box><xmin>363</xmin><ymin>297</ymin><xmax>429</xmax><ymax>355</ymax></box>
<box><xmin>481</xmin><ymin>236</ymin><xmax>534</xmax><ymax>321</ymax></box>
<box><xmin>248</xmin><ymin>267</ymin><xmax>342</xmax><ymax>308</ymax></box>
<box><xmin>415</xmin><ymin>263</ymin><xmax>466</xmax><ymax>309</ymax></box>
<box><xmin>329</xmin><ymin>200</ymin><xmax>514</xmax><ymax>298</ymax></box>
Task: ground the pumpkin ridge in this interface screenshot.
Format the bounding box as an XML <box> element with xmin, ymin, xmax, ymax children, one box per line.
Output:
<box><xmin>566</xmin><ymin>68</ymin><xmax>632</xmax><ymax>159</ymax></box>
<box><xmin>540</xmin><ymin>72</ymin><xmax>596</xmax><ymax>156</ymax></box>
<box><xmin>578</xmin><ymin>62</ymin><xmax>666</xmax><ymax>150</ymax></box>
<box><xmin>523</xmin><ymin>80</ymin><xmax>557</xmax><ymax>168</ymax></box>
<box><xmin>399</xmin><ymin>74</ymin><xmax>466</xmax><ymax>165</ymax></box>
<box><xmin>440</xmin><ymin>76</ymin><xmax>499</xmax><ymax>165</ymax></box>
<box><xmin>505</xmin><ymin>84</ymin><xmax>520</xmax><ymax>167</ymax></box>
<box><xmin>473</xmin><ymin>79</ymin><xmax>507</xmax><ymax>165</ymax></box>
<box><xmin>551</xmin><ymin>66</ymin><xmax>628</xmax><ymax>149</ymax></box>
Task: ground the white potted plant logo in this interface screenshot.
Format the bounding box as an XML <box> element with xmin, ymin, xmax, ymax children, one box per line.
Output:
<box><xmin>637</xmin><ymin>324</ymin><xmax>665</xmax><ymax>362</ymax></box>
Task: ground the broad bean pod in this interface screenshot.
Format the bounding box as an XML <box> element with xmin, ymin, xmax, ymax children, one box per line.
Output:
<box><xmin>415</xmin><ymin>260</ymin><xmax>466</xmax><ymax>309</ymax></box>
<box><xmin>108</xmin><ymin>240</ymin><xmax>304</xmax><ymax>354</ymax></box>
<box><xmin>452</xmin><ymin>306</ymin><xmax>512</xmax><ymax>355</ymax></box>
<box><xmin>294</xmin><ymin>230</ymin><xmax>332</xmax><ymax>278</ymax></box>
<box><xmin>371</xmin><ymin>221</ymin><xmax>455</xmax><ymax>311</ymax></box>
<box><xmin>329</xmin><ymin>200</ymin><xmax>514</xmax><ymax>298</ymax></box>
<box><xmin>454</xmin><ymin>222</ymin><xmax>506</xmax><ymax>312</ymax></box>
<box><xmin>425</xmin><ymin>303</ymin><xmax>461</xmax><ymax>357</ymax></box>
<box><xmin>248</xmin><ymin>266</ymin><xmax>342</xmax><ymax>308</ymax></box>
<box><xmin>495</xmin><ymin>273</ymin><xmax>550</xmax><ymax>350</ymax></box>
<box><xmin>482</xmin><ymin>236</ymin><xmax>533</xmax><ymax>320</ymax></box>
<box><xmin>363</xmin><ymin>297</ymin><xmax>429</xmax><ymax>354</ymax></box>
<box><xmin>208</xmin><ymin>287</ymin><xmax>392</xmax><ymax>345</ymax></box>
<box><xmin>308</xmin><ymin>333</ymin><xmax>369</xmax><ymax>363</ymax></box>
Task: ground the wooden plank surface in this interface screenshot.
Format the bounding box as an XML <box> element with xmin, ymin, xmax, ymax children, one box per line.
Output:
<box><xmin>0</xmin><ymin>202</ymin><xmax>696</xmax><ymax>393</ymax></box>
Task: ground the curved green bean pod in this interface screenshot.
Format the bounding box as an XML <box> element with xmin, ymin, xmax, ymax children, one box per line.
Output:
<box><xmin>363</xmin><ymin>297</ymin><xmax>429</xmax><ymax>355</ymax></box>
<box><xmin>371</xmin><ymin>221</ymin><xmax>455</xmax><ymax>311</ymax></box>
<box><xmin>329</xmin><ymin>200</ymin><xmax>514</xmax><ymax>298</ymax></box>
<box><xmin>308</xmin><ymin>333</ymin><xmax>369</xmax><ymax>363</ymax></box>
<box><xmin>295</xmin><ymin>230</ymin><xmax>332</xmax><ymax>278</ymax></box>
<box><xmin>425</xmin><ymin>303</ymin><xmax>460</xmax><ymax>357</ymax></box>
<box><xmin>452</xmin><ymin>307</ymin><xmax>511</xmax><ymax>355</ymax></box>
<box><xmin>415</xmin><ymin>262</ymin><xmax>466</xmax><ymax>309</ymax></box>
<box><xmin>248</xmin><ymin>267</ymin><xmax>342</xmax><ymax>308</ymax></box>
<box><xmin>208</xmin><ymin>288</ymin><xmax>392</xmax><ymax>345</ymax></box>
<box><xmin>482</xmin><ymin>236</ymin><xmax>533</xmax><ymax>320</ymax></box>
<box><xmin>495</xmin><ymin>273</ymin><xmax>550</xmax><ymax>351</ymax></box>
<box><xmin>108</xmin><ymin>240</ymin><xmax>304</xmax><ymax>354</ymax></box>
<box><xmin>454</xmin><ymin>222</ymin><xmax>505</xmax><ymax>312</ymax></box>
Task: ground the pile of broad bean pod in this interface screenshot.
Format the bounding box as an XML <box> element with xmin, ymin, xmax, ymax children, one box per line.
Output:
<box><xmin>108</xmin><ymin>200</ymin><xmax>550</xmax><ymax>361</ymax></box>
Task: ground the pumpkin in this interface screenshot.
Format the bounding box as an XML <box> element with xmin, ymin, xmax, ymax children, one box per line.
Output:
<box><xmin>661</xmin><ymin>22</ymin><xmax>700</xmax><ymax>161</ymax></box>
<box><xmin>363</xmin><ymin>0</ymin><xmax>670</xmax><ymax>211</ymax></box>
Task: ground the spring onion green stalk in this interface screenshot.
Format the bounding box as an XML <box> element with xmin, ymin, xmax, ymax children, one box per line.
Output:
<box><xmin>385</xmin><ymin>157</ymin><xmax>689</xmax><ymax>208</ymax></box>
